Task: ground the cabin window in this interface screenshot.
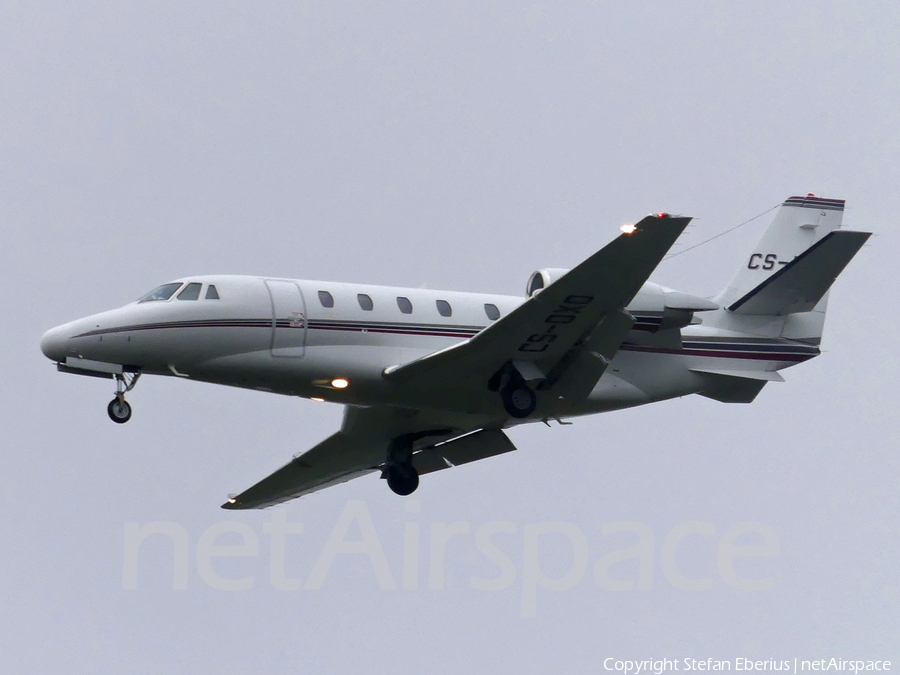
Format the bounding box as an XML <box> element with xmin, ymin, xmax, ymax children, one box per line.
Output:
<box><xmin>205</xmin><ymin>285</ymin><xmax>220</xmax><ymax>300</ymax></box>
<box><xmin>358</xmin><ymin>294</ymin><xmax>374</xmax><ymax>311</ymax></box>
<box><xmin>318</xmin><ymin>290</ymin><xmax>334</xmax><ymax>308</ymax></box>
<box><xmin>177</xmin><ymin>282</ymin><xmax>202</xmax><ymax>301</ymax></box>
<box><xmin>436</xmin><ymin>299</ymin><xmax>452</xmax><ymax>317</ymax></box>
<box><xmin>397</xmin><ymin>297</ymin><xmax>413</xmax><ymax>314</ymax></box>
<box><xmin>484</xmin><ymin>303</ymin><xmax>500</xmax><ymax>321</ymax></box>
<box><xmin>138</xmin><ymin>283</ymin><xmax>182</xmax><ymax>302</ymax></box>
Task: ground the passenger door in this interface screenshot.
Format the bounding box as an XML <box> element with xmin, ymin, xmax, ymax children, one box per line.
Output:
<box><xmin>265</xmin><ymin>280</ymin><xmax>307</xmax><ymax>357</ymax></box>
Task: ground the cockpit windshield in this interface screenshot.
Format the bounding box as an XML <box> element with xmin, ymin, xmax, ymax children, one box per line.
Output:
<box><xmin>138</xmin><ymin>282</ymin><xmax>183</xmax><ymax>302</ymax></box>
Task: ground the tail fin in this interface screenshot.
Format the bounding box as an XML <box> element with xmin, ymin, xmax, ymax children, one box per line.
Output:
<box><xmin>712</xmin><ymin>195</ymin><xmax>870</xmax><ymax>344</ymax></box>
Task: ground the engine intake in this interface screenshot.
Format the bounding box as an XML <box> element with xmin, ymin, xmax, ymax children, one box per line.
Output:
<box><xmin>526</xmin><ymin>268</ymin><xmax>570</xmax><ymax>297</ymax></box>
<box><xmin>525</xmin><ymin>268</ymin><xmax>719</xmax><ymax>334</ymax></box>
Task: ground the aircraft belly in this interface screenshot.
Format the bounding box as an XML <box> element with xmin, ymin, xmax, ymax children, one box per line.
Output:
<box><xmin>584</xmin><ymin>351</ymin><xmax>700</xmax><ymax>409</ymax></box>
<box><xmin>586</xmin><ymin>349</ymin><xmax>790</xmax><ymax>413</ymax></box>
<box><xmin>188</xmin><ymin>344</ymin><xmax>424</xmax><ymax>401</ymax></box>
<box><xmin>585</xmin><ymin>372</ymin><xmax>650</xmax><ymax>409</ymax></box>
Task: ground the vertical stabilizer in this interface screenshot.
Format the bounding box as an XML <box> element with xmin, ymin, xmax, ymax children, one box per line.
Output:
<box><xmin>707</xmin><ymin>195</ymin><xmax>869</xmax><ymax>347</ymax></box>
<box><xmin>715</xmin><ymin>195</ymin><xmax>845</xmax><ymax>308</ymax></box>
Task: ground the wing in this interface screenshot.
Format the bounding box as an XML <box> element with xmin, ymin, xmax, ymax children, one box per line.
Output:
<box><xmin>384</xmin><ymin>214</ymin><xmax>691</xmax><ymax>398</ymax></box>
<box><xmin>221</xmin><ymin>430</ymin><xmax>387</xmax><ymax>510</ymax></box>
<box><xmin>221</xmin><ymin>405</ymin><xmax>516</xmax><ymax>509</ymax></box>
<box><xmin>223</xmin><ymin>214</ymin><xmax>687</xmax><ymax>508</ymax></box>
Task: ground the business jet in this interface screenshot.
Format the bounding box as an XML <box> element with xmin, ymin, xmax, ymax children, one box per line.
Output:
<box><xmin>40</xmin><ymin>195</ymin><xmax>869</xmax><ymax>509</ymax></box>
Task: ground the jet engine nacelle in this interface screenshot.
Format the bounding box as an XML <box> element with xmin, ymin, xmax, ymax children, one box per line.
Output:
<box><xmin>526</xmin><ymin>267</ymin><xmax>719</xmax><ymax>332</ymax></box>
<box><xmin>526</xmin><ymin>268</ymin><xmax>570</xmax><ymax>297</ymax></box>
<box><xmin>629</xmin><ymin>282</ymin><xmax>720</xmax><ymax>331</ymax></box>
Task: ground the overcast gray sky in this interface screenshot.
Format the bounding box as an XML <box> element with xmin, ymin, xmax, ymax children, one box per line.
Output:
<box><xmin>2</xmin><ymin>2</ymin><xmax>898</xmax><ymax>672</ymax></box>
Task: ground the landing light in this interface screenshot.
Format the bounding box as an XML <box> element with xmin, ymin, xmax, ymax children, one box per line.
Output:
<box><xmin>331</xmin><ymin>378</ymin><xmax>349</xmax><ymax>389</ymax></box>
<box><xmin>311</xmin><ymin>397</ymin><xmax>325</xmax><ymax>402</ymax></box>
<box><xmin>620</xmin><ymin>223</ymin><xmax>637</xmax><ymax>234</ymax></box>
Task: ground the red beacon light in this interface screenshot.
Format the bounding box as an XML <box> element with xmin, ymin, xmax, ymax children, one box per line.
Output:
<box><xmin>657</xmin><ymin>212</ymin><xmax>669</xmax><ymax>218</ymax></box>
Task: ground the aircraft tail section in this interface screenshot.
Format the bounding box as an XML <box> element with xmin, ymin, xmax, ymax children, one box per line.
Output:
<box><xmin>727</xmin><ymin>229</ymin><xmax>871</xmax><ymax>315</ymax></box>
<box><xmin>715</xmin><ymin>195</ymin><xmax>847</xmax><ymax>308</ymax></box>
<box><xmin>711</xmin><ymin>195</ymin><xmax>870</xmax><ymax>344</ymax></box>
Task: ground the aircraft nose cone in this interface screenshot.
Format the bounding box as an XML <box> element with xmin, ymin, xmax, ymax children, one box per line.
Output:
<box><xmin>40</xmin><ymin>325</ymin><xmax>70</xmax><ymax>362</ymax></box>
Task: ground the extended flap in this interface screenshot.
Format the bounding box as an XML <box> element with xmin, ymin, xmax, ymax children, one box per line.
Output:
<box><xmin>412</xmin><ymin>429</ymin><xmax>516</xmax><ymax>476</ymax></box>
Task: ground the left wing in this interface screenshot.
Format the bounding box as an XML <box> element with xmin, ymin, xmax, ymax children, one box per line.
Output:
<box><xmin>384</xmin><ymin>214</ymin><xmax>690</xmax><ymax>397</ymax></box>
<box><xmin>221</xmin><ymin>430</ymin><xmax>386</xmax><ymax>509</ymax></box>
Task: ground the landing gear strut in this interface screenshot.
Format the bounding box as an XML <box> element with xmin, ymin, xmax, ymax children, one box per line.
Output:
<box><xmin>107</xmin><ymin>372</ymin><xmax>140</xmax><ymax>424</ymax></box>
<box><xmin>381</xmin><ymin>435</ymin><xmax>420</xmax><ymax>496</ymax></box>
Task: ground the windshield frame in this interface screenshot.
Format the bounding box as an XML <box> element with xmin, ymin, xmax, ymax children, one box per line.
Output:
<box><xmin>137</xmin><ymin>282</ymin><xmax>184</xmax><ymax>303</ymax></box>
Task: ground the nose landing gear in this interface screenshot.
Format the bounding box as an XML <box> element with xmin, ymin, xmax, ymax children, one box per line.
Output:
<box><xmin>107</xmin><ymin>372</ymin><xmax>140</xmax><ymax>424</ymax></box>
<box><xmin>107</xmin><ymin>397</ymin><xmax>132</xmax><ymax>424</ymax></box>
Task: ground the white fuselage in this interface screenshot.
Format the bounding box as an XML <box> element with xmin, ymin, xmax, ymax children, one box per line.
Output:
<box><xmin>40</xmin><ymin>274</ymin><xmax>818</xmax><ymax>428</ymax></box>
<box><xmin>37</xmin><ymin>196</ymin><xmax>862</xmax><ymax>506</ymax></box>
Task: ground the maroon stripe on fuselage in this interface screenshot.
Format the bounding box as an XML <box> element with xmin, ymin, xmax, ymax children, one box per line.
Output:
<box><xmin>620</xmin><ymin>344</ymin><xmax>815</xmax><ymax>362</ymax></box>
<box><xmin>309</xmin><ymin>324</ymin><xmax>480</xmax><ymax>338</ymax></box>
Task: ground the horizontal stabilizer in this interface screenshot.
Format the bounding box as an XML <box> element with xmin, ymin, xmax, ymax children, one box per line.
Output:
<box><xmin>729</xmin><ymin>230</ymin><xmax>871</xmax><ymax>315</ymax></box>
<box><xmin>412</xmin><ymin>429</ymin><xmax>516</xmax><ymax>475</ymax></box>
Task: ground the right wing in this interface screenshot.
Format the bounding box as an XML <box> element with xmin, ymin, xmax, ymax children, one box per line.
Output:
<box><xmin>384</xmin><ymin>214</ymin><xmax>691</xmax><ymax>398</ymax></box>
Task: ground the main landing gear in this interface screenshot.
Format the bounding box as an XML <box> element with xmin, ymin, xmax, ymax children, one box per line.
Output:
<box><xmin>501</xmin><ymin>382</ymin><xmax>537</xmax><ymax>418</ymax></box>
<box><xmin>490</xmin><ymin>363</ymin><xmax>537</xmax><ymax>419</ymax></box>
<box><xmin>385</xmin><ymin>462</ymin><xmax>419</xmax><ymax>496</ymax></box>
<box><xmin>107</xmin><ymin>372</ymin><xmax>141</xmax><ymax>424</ymax></box>
<box><xmin>381</xmin><ymin>435</ymin><xmax>420</xmax><ymax>496</ymax></box>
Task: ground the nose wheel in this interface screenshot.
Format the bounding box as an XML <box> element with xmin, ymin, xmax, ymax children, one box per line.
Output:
<box><xmin>107</xmin><ymin>372</ymin><xmax>140</xmax><ymax>424</ymax></box>
<box><xmin>108</xmin><ymin>397</ymin><xmax>132</xmax><ymax>424</ymax></box>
